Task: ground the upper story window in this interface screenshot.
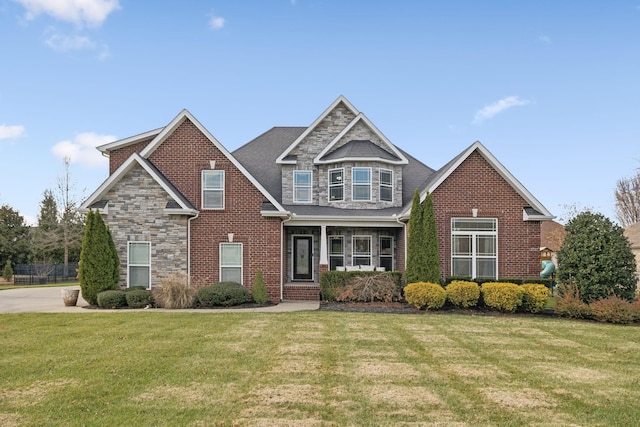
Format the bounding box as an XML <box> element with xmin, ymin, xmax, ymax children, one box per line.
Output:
<box><xmin>294</xmin><ymin>170</ymin><xmax>312</xmax><ymax>203</ymax></box>
<box><xmin>379</xmin><ymin>169</ymin><xmax>393</xmax><ymax>202</ymax></box>
<box><xmin>329</xmin><ymin>168</ymin><xmax>344</xmax><ymax>201</ymax></box>
<box><xmin>352</xmin><ymin>167</ymin><xmax>371</xmax><ymax>201</ymax></box>
<box><xmin>202</xmin><ymin>170</ymin><xmax>224</xmax><ymax>209</ymax></box>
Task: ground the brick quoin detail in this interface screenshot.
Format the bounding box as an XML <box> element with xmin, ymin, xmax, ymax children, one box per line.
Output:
<box><xmin>431</xmin><ymin>151</ymin><xmax>541</xmax><ymax>279</ymax></box>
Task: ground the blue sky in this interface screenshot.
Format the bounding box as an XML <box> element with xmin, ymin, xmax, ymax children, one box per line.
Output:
<box><xmin>1</xmin><ymin>1</ymin><xmax>639</xmax><ymax>225</ymax></box>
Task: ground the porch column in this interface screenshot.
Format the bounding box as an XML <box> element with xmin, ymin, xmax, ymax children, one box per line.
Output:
<box><xmin>319</xmin><ymin>224</ymin><xmax>328</xmax><ymax>267</ymax></box>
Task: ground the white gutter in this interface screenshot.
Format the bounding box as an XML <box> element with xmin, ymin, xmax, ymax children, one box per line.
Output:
<box><xmin>280</xmin><ymin>212</ymin><xmax>292</xmax><ymax>301</ymax></box>
<box><xmin>187</xmin><ymin>211</ymin><xmax>200</xmax><ymax>286</ymax></box>
<box><xmin>394</xmin><ymin>214</ymin><xmax>407</xmax><ymax>271</ymax></box>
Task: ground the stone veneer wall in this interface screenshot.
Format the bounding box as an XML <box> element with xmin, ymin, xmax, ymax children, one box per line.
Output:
<box><xmin>103</xmin><ymin>165</ymin><xmax>189</xmax><ymax>288</ymax></box>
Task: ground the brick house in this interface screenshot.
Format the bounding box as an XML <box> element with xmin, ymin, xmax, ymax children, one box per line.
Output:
<box><xmin>81</xmin><ymin>96</ymin><xmax>553</xmax><ymax>302</ymax></box>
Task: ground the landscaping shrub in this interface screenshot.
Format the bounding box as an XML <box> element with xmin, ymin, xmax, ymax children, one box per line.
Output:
<box><xmin>523</xmin><ymin>277</ymin><xmax>553</xmax><ymax>289</ymax></box>
<box><xmin>404</xmin><ymin>282</ymin><xmax>446</xmax><ymax>310</ymax></box>
<box><xmin>334</xmin><ymin>272</ymin><xmax>401</xmax><ymax>302</ymax></box>
<box><xmin>445</xmin><ymin>280</ymin><xmax>480</xmax><ymax>308</ymax></box>
<box><xmin>127</xmin><ymin>286</ymin><xmax>148</xmax><ymax>292</ymax></box>
<box><xmin>97</xmin><ymin>290</ymin><xmax>127</xmax><ymax>309</ymax></box>
<box><xmin>444</xmin><ymin>276</ymin><xmax>473</xmax><ymax>285</ymax></box>
<box><xmin>125</xmin><ymin>289</ymin><xmax>153</xmax><ymax>309</ymax></box>
<box><xmin>555</xmin><ymin>284</ymin><xmax>591</xmax><ymax>319</ymax></box>
<box><xmin>251</xmin><ymin>270</ymin><xmax>268</xmax><ymax>305</ymax></box>
<box><xmin>152</xmin><ymin>274</ymin><xmax>196</xmax><ymax>309</ymax></box>
<box><xmin>320</xmin><ymin>271</ymin><xmax>403</xmax><ymax>302</ymax></box>
<box><xmin>196</xmin><ymin>282</ymin><xmax>250</xmax><ymax>307</ymax></box>
<box><xmin>3</xmin><ymin>260</ymin><xmax>13</xmax><ymax>282</ymax></box>
<box><xmin>589</xmin><ymin>296</ymin><xmax>638</xmax><ymax>324</ymax></box>
<box><xmin>520</xmin><ymin>284</ymin><xmax>550</xmax><ymax>313</ymax></box>
<box><xmin>481</xmin><ymin>282</ymin><xmax>523</xmax><ymax>312</ymax></box>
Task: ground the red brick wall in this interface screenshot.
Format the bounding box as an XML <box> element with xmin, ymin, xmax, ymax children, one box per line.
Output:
<box><xmin>109</xmin><ymin>138</ymin><xmax>154</xmax><ymax>174</ymax></box>
<box><xmin>146</xmin><ymin>119</ymin><xmax>283</xmax><ymax>302</ymax></box>
<box><xmin>431</xmin><ymin>150</ymin><xmax>541</xmax><ymax>279</ymax></box>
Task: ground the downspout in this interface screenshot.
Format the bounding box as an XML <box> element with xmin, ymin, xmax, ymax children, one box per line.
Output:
<box><xmin>280</xmin><ymin>213</ymin><xmax>292</xmax><ymax>301</ymax></box>
<box><xmin>187</xmin><ymin>211</ymin><xmax>200</xmax><ymax>287</ymax></box>
<box><xmin>394</xmin><ymin>214</ymin><xmax>407</xmax><ymax>272</ymax></box>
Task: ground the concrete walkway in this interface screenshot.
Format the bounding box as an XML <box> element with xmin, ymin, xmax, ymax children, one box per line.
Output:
<box><xmin>0</xmin><ymin>286</ymin><xmax>320</xmax><ymax>313</ymax></box>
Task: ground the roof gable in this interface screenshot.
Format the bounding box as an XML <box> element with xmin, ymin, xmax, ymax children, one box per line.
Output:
<box><xmin>80</xmin><ymin>153</ymin><xmax>197</xmax><ymax>215</ymax></box>
<box><xmin>276</xmin><ymin>95</ymin><xmax>359</xmax><ymax>164</ymax></box>
<box><xmin>314</xmin><ymin>113</ymin><xmax>408</xmax><ymax>165</ymax></box>
<box><xmin>401</xmin><ymin>141</ymin><xmax>553</xmax><ymax>220</ymax></box>
<box><xmin>97</xmin><ymin>128</ymin><xmax>163</xmax><ymax>154</ymax></box>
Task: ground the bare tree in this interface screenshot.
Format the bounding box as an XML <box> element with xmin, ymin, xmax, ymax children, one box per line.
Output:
<box><xmin>56</xmin><ymin>158</ymin><xmax>85</xmax><ymax>277</ymax></box>
<box><xmin>614</xmin><ymin>171</ymin><xmax>640</xmax><ymax>227</ymax></box>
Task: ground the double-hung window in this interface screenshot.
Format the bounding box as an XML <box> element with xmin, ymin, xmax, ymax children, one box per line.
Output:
<box><xmin>352</xmin><ymin>235</ymin><xmax>372</xmax><ymax>266</ymax></box>
<box><xmin>328</xmin><ymin>168</ymin><xmax>344</xmax><ymax>201</ymax></box>
<box><xmin>128</xmin><ymin>241</ymin><xmax>150</xmax><ymax>289</ymax></box>
<box><xmin>294</xmin><ymin>170</ymin><xmax>312</xmax><ymax>203</ymax></box>
<box><xmin>220</xmin><ymin>243</ymin><xmax>242</xmax><ymax>284</ymax></box>
<box><xmin>451</xmin><ymin>218</ymin><xmax>497</xmax><ymax>279</ymax></box>
<box><xmin>379</xmin><ymin>169</ymin><xmax>393</xmax><ymax>202</ymax></box>
<box><xmin>202</xmin><ymin>170</ymin><xmax>224</xmax><ymax>209</ymax></box>
<box><xmin>329</xmin><ymin>235</ymin><xmax>344</xmax><ymax>270</ymax></box>
<box><xmin>352</xmin><ymin>167</ymin><xmax>371</xmax><ymax>201</ymax></box>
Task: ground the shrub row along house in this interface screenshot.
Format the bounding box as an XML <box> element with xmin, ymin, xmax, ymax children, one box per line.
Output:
<box><xmin>81</xmin><ymin>96</ymin><xmax>553</xmax><ymax>302</ymax></box>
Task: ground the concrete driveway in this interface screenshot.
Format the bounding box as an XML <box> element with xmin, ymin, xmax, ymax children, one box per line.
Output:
<box><xmin>0</xmin><ymin>286</ymin><xmax>319</xmax><ymax>313</ymax></box>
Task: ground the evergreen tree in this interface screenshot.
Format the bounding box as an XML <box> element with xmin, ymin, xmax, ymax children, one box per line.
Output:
<box><xmin>422</xmin><ymin>192</ymin><xmax>441</xmax><ymax>283</ymax></box>
<box><xmin>405</xmin><ymin>189</ymin><xmax>427</xmax><ymax>284</ymax></box>
<box><xmin>3</xmin><ymin>259</ymin><xmax>13</xmax><ymax>283</ymax></box>
<box><xmin>32</xmin><ymin>190</ymin><xmax>63</xmax><ymax>263</ymax></box>
<box><xmin>557</xmin><ymin>211</ymin><xmax>637</xmax><ymax>302</ymax></box>
<box><xmin>0</xmin><ymin>204</ymin><xmax>31</xmax><ymax>267</ymax></box>
<box><xmin>79</xmin><ymin>210</ymin><xmax>119</xmax><ymax>305</ymax></box>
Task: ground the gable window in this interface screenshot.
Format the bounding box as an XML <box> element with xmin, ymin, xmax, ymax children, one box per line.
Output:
<box><xmin>352</xmin><ymin>167</ymin><xmax>371</xmax><ymax>201</ymax></box>
<box><xmin>379</xmin><ymin>169</ymin><xmax>393</xmax><ymax>202</ymax></box>
<box><xmin>128</xmin><ymin>241</ymin><xmax>150</xmax><ymax>289</ymax></box>
<box><xmin>202</xmin><ymin>170</ymin><xmax>224</xmax><ymax>209</ymax></box>
<box><xmin>294</xmin><ymin>170</ymin><xmax>312</xmax><ymax>203</ymax></box>
<box><xmin>329</xmin><ymin>168</ymin><xmax>344</xmax><ymax>201</ymax></box>
<box><xmin>220</xmin><ymin>242</ymin><xmax>242</xmax><ymax>284</ymax></box>
<box><xmin>451</xmin><ymin>218</ymin><xmax>497</xmax><ymax>279</ymax></box>
<box><xmin>329</xmin><ymin>235</ymin><xmax>344</xmax><ymax>270</ymax></box>
<box><xmin>352</xmin><ymin>235</ymin><xmax>372</xmax><ymax>266</ymax></box>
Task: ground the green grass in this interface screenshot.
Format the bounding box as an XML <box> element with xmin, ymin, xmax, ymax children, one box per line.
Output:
<box><xmin>1</xmin><ymin>311</ymin><xmax>639</xmax><ymax>426</ymax></box>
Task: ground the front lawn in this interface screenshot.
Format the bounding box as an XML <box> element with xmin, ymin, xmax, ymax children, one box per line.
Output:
<box><xmin>1</xmin><ymin>311</ymin><xmax>639</xmax><ymax>426</ymax></box>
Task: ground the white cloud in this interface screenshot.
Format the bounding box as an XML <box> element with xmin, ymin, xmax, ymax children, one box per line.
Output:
<box><xmin>472</xmin><ymin>96</ymin><xmax>530</xmax><ymax>124</ymax></box>
<box><xmin>209</xmin><ymin>15</ymin><xmax>225</xmax><ymax>30</ymax></box>
<box><xmin>14</xmin><ymin>0</ymin><xmax>121</xmax><ymax>27</ymax></box>
<box><xmin>0</xmin><ymin>124</ymin><xmax>26</xmax><ymax>140</ymax></box>
<box><xmin>51</xmin><ymin>132</ymin><xmax>116</xmax><ymax>167</ymax></box>
<box><xmin>45</xmin><ymin>30</ymin><xmax>94</xmax><ymax>51</ymax></box>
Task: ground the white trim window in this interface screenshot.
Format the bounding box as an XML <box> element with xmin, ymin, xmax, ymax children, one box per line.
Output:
<box><xmin>202</xmin><ymin>170</ymin><xmax>224</xmax><ymax>209</ymax></box>
<box><xmin>220</xmin><ymin>242</ymin><xmax>243</xmax><ymax>284</ymax></box>
<box><xmin>379</xmin><ymin>236</ymin><xmax>394</xmax><ymax>271</ymax></box>
<box><xmin>128</xmin><ymin>241</ymin><xmax>151</xmax><ymax>289</ymax></box>
<box><xmin>294</xmin><ymin>170</ymin><xmax>313</xmax><ymax>203</ymax></box>
<box><xmin>451</xmin><ymin>218</ymin><xmax>497</xmax><ymax>279</ymax></box>
<box><xmin>379</xmin><ymin>169</ymin><xmax>393</xmax><ymax>202</ymax></box>
<box><xmin>329</xmin><ymin>235</ymin><xmax>344</xmax><ymax>270</ymax></box>
<box><xmin>328</xmin><ymin>168</ymin><xmax>344</xmax><ymax>201</ymax></box>
<box><xmin>352</xmin><ymin>167</ymin><xmax>371</xmax><ymax>201</ymax></box>
<box><xmin>352</xmin><ymin>235</ymin><xmax>372</xmax><ymax>266</ymax></box>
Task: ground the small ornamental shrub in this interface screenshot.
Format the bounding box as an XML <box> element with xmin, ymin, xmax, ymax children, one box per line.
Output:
<box><xmin>251</xmin><ymin>270</ymin><xmax>268</xmax><ymax>305</ymax></box>
<box><xmin>152</xmin><ymin>274</ymin><xmax>196</xmax><ymax>309</ymax></box>
<box><xmin>320</xmin><ymin>271</ymin><xmax>403</xmax><ymax>302</ymax></box>
<box><xmin>446</xmin><ymin>280</ymin><xmax>480</xmax><ymax>308</ymax></box>
<box><xmin>125</xmin><ymin>289</ymin><xmax>153</xmax><ymax>309</ymax></box>
<box><xmin>3</xmin><ymin>260</ymin><xmax>13</xmax><ymax>282</ymax></box>
<box><xmin>196</xmin><ymin>282</ymin><xmax>250</xmax><ymax>307</ymax></box>
<box><xmin>589</xmin><ymin>296</ymin><xmax>638</xmax><ymax>325</ymax></box>
<box><xmin>520</xmin><ymin>284</ymin><xmax>550</xmax><ymax>313</ymax></box>
<box><xmin>444</xmin><ymin>276</ymin><xmax>473</xmax><ymax>285</ymax></box>
<box><xmin>555</xmin><ymin>284</ymin><xmax>591</xmax><ymax>319</ymax></box>
<box><xmin>404</xmin><ymin>282</ymin><xmax>446</xmax><ymax>310</ymax></box>
<box><xmin>97</xmin><ymin>290</ymin><xmax>127</xmax><ymax>309</ymax></box>
<box><xmin>335</xmin><ymin>272</ymin><xmax>401</xmax><ymax>302</ymax></box>
<box><xmin>481</xmin><ymin>282</ymin><xmax>524</xmax><ymax>313</ymax></box>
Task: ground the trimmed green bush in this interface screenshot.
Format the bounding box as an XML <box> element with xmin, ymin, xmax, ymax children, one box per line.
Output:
<box><xmin>520</xmin><ymin>284</ymin><xmax>550</xmax><ymax>313</ymax></box>
<box><xmin>404</xmin><ymin>282</ymin><xmax>446</xmax><ymax>310</ymax></box>
<box><xmin>320</xmin><ymin>271</ymin><xmax>403</xmax><ymax>302</ymax></box>
<box><xmin>481</xmin><ymin>282</ymin><xmax>524</xmax><ymax>312</ymax></box>
<box><xmin>97</xmin><ymin>290</ymin><xmax>127</xmax><ymax>309</ymax></box>
<box><xmin>196</xmin><ymin>282</ymin><xmax>250</xmax><ymax>307</ymax></box>
<box><xmin>446</xmin><ymin>280</ymin><xmax>480</xmax><ymax>308</ymax></box>
<box><xmin>251</xmin><ymin>270</ymin><xmax>268</xmax><ymax>305</ymax></box>
<box><xmin>125</xmin><ymin>289</ymin><xmax>153</xmax><ymax>309</ymax></box>
<box><xmin>127</xmin><ymin>286</ymin><xmax>148</xmax><ymax>292</ymax></box>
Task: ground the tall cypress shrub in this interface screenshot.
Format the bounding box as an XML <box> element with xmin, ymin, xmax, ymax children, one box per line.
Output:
<box><xmin>423</xmin><ymin>192</ymin><xmax>441</xmax><ymax>283</ymax></box>
<box><xmin>79</xmin><ymin>210</ymin><xmax>119</xmax><ymax>305</ymax></box>
<box><xmin>405</xmin><ymin>189</ymin><xmax>427</xmax><ymax>284</ymax></box>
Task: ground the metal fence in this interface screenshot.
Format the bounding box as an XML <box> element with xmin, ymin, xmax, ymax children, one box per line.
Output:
<box><xmin>12</xmin><ymin>263</ymin><xmax>79</xmax><ymax>285</ymax></box>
